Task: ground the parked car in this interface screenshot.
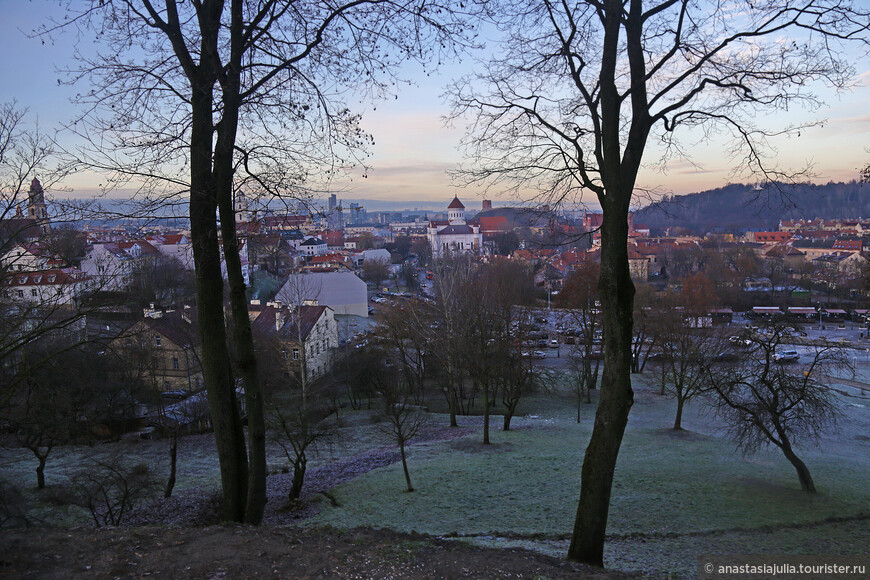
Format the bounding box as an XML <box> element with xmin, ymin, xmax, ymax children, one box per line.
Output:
<box><xmin>774</xmin><ymin>350</ymin><xmax>800</xmax><ymax>363</ymax></box>
<box><xmin>161</xmin><ymin>389</ymin><xmax>190</xmax><ymax>400</ymax></box>
<box><xmin>549</xmin><ymin>339</ymin><xmax>559</xmax><ymax>348</ymax></box>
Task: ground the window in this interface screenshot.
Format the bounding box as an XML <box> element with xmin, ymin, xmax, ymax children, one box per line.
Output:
<box><xmin>155</xmin><ymin>335</ymin><xmax>162</xmax><ymax>347</ymax></box>
<box><xmin>30</xmin><ymin>289</ymin><xmax>38</xmax><ymax>297</ymax></box>
<box><xmin>172</xmin><ymin>357</ymin><xmax>180</xmax><ymax>370</ymax></box>
<box><xmin>292</xmin><ymin>348</ymin><xmax>299</xmax><ymax>360</ymax></box>
<box><xmin>17</xmin><ymin>290</ymin><xmax>23</xmax><ymax>298</ymax></box>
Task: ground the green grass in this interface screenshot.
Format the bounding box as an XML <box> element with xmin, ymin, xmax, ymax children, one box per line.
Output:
<box><xmin>3</xmin><ymin>369</ymin><xmax>869</xmax><ymax>577</ymax></box>
<box><xmin>300</xmin><ymin>374</ymin><xmax>870</xmax><ymax>541</ymax></box>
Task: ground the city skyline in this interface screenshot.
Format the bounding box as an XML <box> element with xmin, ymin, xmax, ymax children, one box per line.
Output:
<box><xmin>2</xmin><ymin>1</ymin><xmax>870</xmax><ymax>209</ymax></box>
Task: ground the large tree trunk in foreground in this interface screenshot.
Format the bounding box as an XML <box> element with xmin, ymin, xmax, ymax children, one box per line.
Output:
<box><xmin>189</xmin><ymin>81</ymin><xmax>248</xmax><ymax>523</ymax></box>
<box><xmin>568</xmin><ymin>197</ymin><xmax>636</xmax><ymax>566</ymax></box>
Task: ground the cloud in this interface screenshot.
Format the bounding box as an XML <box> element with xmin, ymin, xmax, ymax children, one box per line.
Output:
<box><xmin>824</xmin><ymin>114</ymin><xmax>870</xmax><ymax>134</ymax></box>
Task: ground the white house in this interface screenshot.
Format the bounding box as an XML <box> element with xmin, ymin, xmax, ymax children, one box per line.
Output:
<box><xmin>0</xmin><ymin>243</ymin><xmax>59</xmax><ymax>272</ymax></box>
<box><xmin>300</xmin><ymin>236</ymin><xmax>328</xmax><ymax>257</ymax></box>
<box><xmin>427</xmin><ymin>196</ymin><xmax>484</xmax><ymax>259</ymax></box>
<box><xmin>2</xmin><ymin>268</ymin><xmax>92</xmax><ymax>307</ymax></box>
<box><xmin>252</xmin><ymin>302</ymin><xmax>338</xmax><ymax>382</ymax></box>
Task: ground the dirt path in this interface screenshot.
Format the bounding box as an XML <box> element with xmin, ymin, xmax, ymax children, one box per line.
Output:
<box><xmin>124</xmin><ymin>424</ymin><xmax>478</xmax><ymax>527</ymax></box>
<box><xmin>0</xmin><ymin>525</ymin><xmax>633</xmax><ymax>579</ymax></box>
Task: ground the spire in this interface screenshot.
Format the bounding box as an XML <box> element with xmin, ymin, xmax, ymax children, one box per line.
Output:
<box><xmin>447</xmin><ymin>196</ymin><xmax>465</xmax><ymax>209</ymax></box>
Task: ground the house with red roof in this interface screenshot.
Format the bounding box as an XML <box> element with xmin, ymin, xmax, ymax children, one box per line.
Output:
<box><xmin>751</xmin><ymin>231</ymin><xmax>793</xmax><ymax>243</ymax></box>
<box><xmin>3</xmin><ymin>268</ymin><xmax>92</xmax><ymax>307</ymax></box>
<box><xmin>832</xmin><ymin>240</ymin><xmax>863</xmax><ymax>253</ymax></box>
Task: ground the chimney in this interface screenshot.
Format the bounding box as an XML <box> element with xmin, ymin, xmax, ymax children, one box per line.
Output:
<box><xmin>482</xmin><ymin>199</ymin><xmax>492</xmax><ymax>211</ymax></box>
<box><xmin>275</xmin><ymin>306</ymin><xmax>286</xmax><ymax>332</ymax></box>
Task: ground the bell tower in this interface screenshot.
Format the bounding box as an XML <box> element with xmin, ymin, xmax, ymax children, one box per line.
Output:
<box><xmin>27</xmin><ymin>177</ymin><xmax>50</xmax><ymax>235</ymax></box>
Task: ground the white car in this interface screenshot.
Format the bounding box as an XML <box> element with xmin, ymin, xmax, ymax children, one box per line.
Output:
<box><xmin>774</xmin><ymin>350</ymin><xmax>799</xmax><ymax>363</ymax></box>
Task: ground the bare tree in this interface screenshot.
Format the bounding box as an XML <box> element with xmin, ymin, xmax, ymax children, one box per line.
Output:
<box><xmin>0</xmin><ymin>103</ymin><xmax>86</xmax><ymax>404</ymax></box>
<box><xmin>268</xmin><ymin>395</ymin><xmax>337</xmax><ymax>503</ymax></box>
<box><xmin>450</xmin><ymin>1</ymin><xmax>870</xmax><ymax>566</ymax></box>
<box><xmin>429</xmin><ymin>253</ymin><xmax>476</xmax><ymax>426</ymax></box>
<box><xmin>50</xmin><ymin>0</ymin><xmax>474</xmax><ymax>525</ymax></box>
<box><xmin>361</xmin><ymin>258</ymin><xmax>390</xmax><ymax>287</ymax></box>
<box><xmin>375</xmin><ymin>366</ymin><xmax>428</xmax><ymax>492</ymax></box>
<box><xmin>558</xmin><ymin>262</ymin><xmax>603</xmax><ymax>417</ymax></box>
<box><xmin>71</xmin><ymin>455</ymin><xmax>161</xmax><ymax>527</ymax></box>
<box><xmin>652</xmin><ymin>299</ymin><xmax>722</xmax><ymax>430</ymax></box>
<box><xmin>707</xmin><ymin>322</ymin><xmax>848</xmax><ymax>492</ymax></box>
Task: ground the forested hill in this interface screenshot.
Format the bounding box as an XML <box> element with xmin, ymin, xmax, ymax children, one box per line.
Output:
<box><xmin>632</xmin><ymin>181</ymin><xmax>870</xmax><ymax>234</ymax></box>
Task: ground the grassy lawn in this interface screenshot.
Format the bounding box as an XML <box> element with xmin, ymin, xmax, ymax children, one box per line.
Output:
<box><xmin>303</xmin><ymin>381</ymin><xmax>870</xmax><ymax>536</ymax></box>
<box><xmin>3</xmin><ymin>369</ymin><xmax>869</xmax><ymax>576</ymax></box>
<box><xmin>296</xmin><ymin>372</ymin><xmax>870</xmax><ymax>575</ymax></box>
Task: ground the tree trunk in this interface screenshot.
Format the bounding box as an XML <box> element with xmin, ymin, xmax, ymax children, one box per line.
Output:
<box><xmin>400</xmin><ymin>441</ymin><xmax>414</xmax><ymax>492</ymax></box>
<box><xmin>165</xmin><ymin>429</ymin><xmax>178</xmax><ymax>498</ymax></box>
<box><xmin>217</xmin><ymin>175</ymin><xmax>266</xmax><ymax>524</ymax></box>
<box><xmin>782</xmin><ymin>441</ymin><xmax>816</xmax><ymax>493</ymax></box>
<box><xmin>189</xmin><ymin>80</ymin><xmax>248</xmax><ymax>523</ymax></box>
<box><xmin>290</xmin><ymin>454</ymin><xmax>307</xmax><ymax>501</ymax></box>
<box><xmin>673</xmin><ymin>396</ymin><xmax>684</xmax><ymax>431</ymax></box>
<box><xmin>215</xmin><ymin>2</ymin><xmax>266</xmax><ymax>524</ymax></box>
<box><xmin>482</xmin><ymin>382</ymin><xmax>490</xmax><ymax>444</ymax></box>
<box><xmin>568</xmin><ymin>191</ymin><xmax>636</xmax><ymax>566</ymax></box>
<box><xmin>36</xmin><ymin>454</ymin><xmax>46</xmax><ymax>490</ymax></box>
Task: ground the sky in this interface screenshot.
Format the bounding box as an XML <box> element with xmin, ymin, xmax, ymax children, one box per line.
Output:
<box><xmin>2</xmin><ymin>1</ymin><xmax>870</xmax><ymax>212</ymax></box>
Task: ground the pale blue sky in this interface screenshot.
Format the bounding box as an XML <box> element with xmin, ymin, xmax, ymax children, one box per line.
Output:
<box><xmin>2</xmin><ymin>1</ymin><xmax>869</xmax><ymax>209</ymax></box>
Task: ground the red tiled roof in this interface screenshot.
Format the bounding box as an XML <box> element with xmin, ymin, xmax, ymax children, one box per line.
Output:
<box><xmin>833</xmin><ymin>240</ymin><xmax>862</xmax><ymax>251</ymax></box>
<box><xmin>4</xmin><ymin>268</ymin><xmax>88</xmax><ymax>287</ymax></box>
<box><xmin>478</xmin><ymin>216</ymin><xmax>510</xmax><ymax>232</ymax></box>
<box><xmin>447</xmin><ymin>196</ymin><xmax>465</xmax><ymax>209</ymax></box>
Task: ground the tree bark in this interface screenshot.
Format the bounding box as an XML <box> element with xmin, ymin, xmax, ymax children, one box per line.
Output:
<box><xmin>189</xmin><ymin>78</ymin><xmax>248</xmax><ymax>523</ymax></box>
<box><xmin>673</xmin><ymin>396</ymin><xmax>684</xmax><ymax>431</ymax></box>
<box><xmin>568</xmin><ymin>202</ymin><xmax>635</xmax><ymax>566</ymax></box>
<box><xmin>782</xmin><ymin>441</ymin><xmax>816</xmax><ymax>493</ymax></box>
<box><xmin>290</xmin><ymin>454</ymin><xmax>307</xmax><ymax>501</ymax></box>
<box><xmin>36</xmin><ymin>454</ymin><xmax>46</xmax><ymax>490</ymax></box>
<box><xmin>400</xmin><ymin>442</ymin><xmax>414</xmax><ymax>492</ymax></box>
<box><xmin>482</xmin><ymin>382</ymin><xmax>490</xmax><ymax>444</ymax></box>
<box><xmin>165</xmin><ymin>429</ymin><xmax>178</xmax><ymax>498</ymax></box>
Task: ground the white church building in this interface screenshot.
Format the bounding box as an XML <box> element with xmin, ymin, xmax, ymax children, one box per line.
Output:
<box><xmin>427</xmin><ymin>196</ymin><xmax>484</xmax><ymax>259</ymax></box>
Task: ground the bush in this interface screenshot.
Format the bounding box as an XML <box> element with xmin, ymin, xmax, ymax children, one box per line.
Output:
<box><xmin>71</xmin><ymin>455</ymin><xmax>161</xmax><ymax>527</ymax></box>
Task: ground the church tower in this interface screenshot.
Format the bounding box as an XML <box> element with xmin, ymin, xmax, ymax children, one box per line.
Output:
<box><xmin>234</xmin><ymin>190</ymin><xmax>251</xmax><ymax>222</ymax></box>
<box><xmin>447</xmin><ymin>196</ymin><xmax>466</xmax><ymax>224</ymax></box>
<box><xmin>27</xmin><ymin>177</ymin><xmax>50</xmax><ymax>235</ymax></box>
